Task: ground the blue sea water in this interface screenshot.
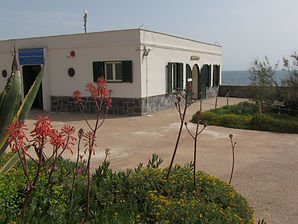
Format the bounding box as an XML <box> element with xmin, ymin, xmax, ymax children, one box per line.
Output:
<box><xmin>222</xmin><ymin>70</ymin><xmax>288</xmax><ymax>85</ymax></box>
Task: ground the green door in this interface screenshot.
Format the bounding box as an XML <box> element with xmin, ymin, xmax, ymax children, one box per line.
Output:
<box><xmin>186</xmin><ymin>64</ymin><xmax>192</xmax><ymax>100</ymax></box>
<box><xmin>199</xmin><ymin>65</ymin><xmax>207</xmax><ymax>99</ymax></box>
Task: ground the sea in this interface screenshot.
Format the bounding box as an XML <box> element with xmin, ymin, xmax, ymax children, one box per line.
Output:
<box><xmin>222</xmin><ymin>70</ymin><xmax>288</xmax><ymax>85</ymax></box>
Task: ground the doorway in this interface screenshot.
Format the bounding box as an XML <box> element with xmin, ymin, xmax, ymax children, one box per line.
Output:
<box><xmin>192</xmin><ymin>64</ymin><xmax>199</xmax><ymax>99</ymax></box>
<box><xmin>22</xmin><ymin>65</ymin><xmax>43</xmax><ymax>109</ymax></box>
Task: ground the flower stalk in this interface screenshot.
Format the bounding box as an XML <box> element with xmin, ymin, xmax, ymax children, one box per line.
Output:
<box><xmin>166</xmin><ymin>83</ymin><xmax>199</xmax><ymax>181</ymax></box>
<box><xmin>228</xmin><ymin>134</ymin><xmax>236</xmax><ymax>185</ymax></box>
<box><xmin>73</xmin><ymin>77</ymin><xmax>112</xmax><ymax>221</ymax></box>
<box><xmin>185</xmin><ymin>112</ymin><xmax>206</xmax><ymax>192</ymax></box>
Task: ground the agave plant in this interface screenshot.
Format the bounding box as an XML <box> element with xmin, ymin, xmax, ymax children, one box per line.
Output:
<box><xmin>0</xmin><ymin>54</ymin><xmax>45</xmax><ymax>174</ymax></box>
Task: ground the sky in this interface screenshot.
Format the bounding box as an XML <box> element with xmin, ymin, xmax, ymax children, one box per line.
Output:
<box><xmin>1</xmin><ymin>0</ymin><xmax>297</xmax><ymax>71</ymax></box>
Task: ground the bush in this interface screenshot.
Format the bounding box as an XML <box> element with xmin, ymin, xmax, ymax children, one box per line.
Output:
<box><xmin>229</xmin><ymin>102</ymin><xmax>258</xmax><ymax>115</ymax></box>
<box><xmin>91</xmin><ymin>159</ymin><xmax>254</xmax><ymax>224</ymax></box>
<box><xmin>249</xmin><ymin>114</ymin><xmax>298</xmax><ymax>133</ymax></box>
<box><xmin>0</xmin><ymin>154</ymin><xmax>254</xmax><ymax>224</ymax></box>
<box><xmin>191</xmin><ymin>102</ymin><xmax>298</xmax><ymax>133</ymax></box>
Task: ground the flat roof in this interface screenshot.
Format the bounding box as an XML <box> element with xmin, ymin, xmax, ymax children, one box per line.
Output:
<box><xmin>0</xmin><ymin>28</ymin><xmax>221</xmax><ymax>48</ymax></box>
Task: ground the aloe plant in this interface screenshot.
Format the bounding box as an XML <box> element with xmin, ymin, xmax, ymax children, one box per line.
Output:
<box><xmin>0</xmin><ymin>56</ymin><xmax>45</xmax><ymax>174</ymax></box>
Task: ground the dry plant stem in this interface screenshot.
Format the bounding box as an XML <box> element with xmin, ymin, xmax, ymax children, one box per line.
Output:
<box><xmin>193</xmin><ymin>124</ymin><xmax>199</xmax><ymax>192</ymax></box>
<box><xmin>229</xmin><ymin>138</ymin><xmax>236</xmax><ymax>185</ymax></box>
<box><xmin>79</xmin><ymin>106</ymin><xmax>92</xmax><ymax>130</ymax></box>
<box><xmin>185</xmin><ymin>123</ymin><xmax>206</xmax><ymax>192</ymax></box>
<box><xmin>166</xmin><ymin>95</ymin><xmax>188</xmax><ymax>181</ymax></box>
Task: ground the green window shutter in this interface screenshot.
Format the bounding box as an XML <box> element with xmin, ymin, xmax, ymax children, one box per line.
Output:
<box><xmin>206</xmin><ymin>65</ymin><xmax>211</xmax><ymax>87</ymax></box>
<box><xmin>186</xmin><ymin>64</ymin><xmax>192</xmax><ymax>80</ymax></box>
<box><xmin>213</xmin><ymin>65</ymin><xmax>217</xmax><ymax>86</ymax></box>
<box><xmin>200</xmin><ymin>65</ymin><xmax>208</xmax><ymax>99</ymax></box>
<box><xmin>177</xmin><ymin>63</ymin><xmax>184</xmax><ymax>90</ymax></box>
<box><xmin>167</xmin><ymin>62</ymin><xmax>173</xmax><ymax>93</ymax></box>
<box><xmin>93</xmin><ymin>61</ymin><xmax>105</xmax><ymax>82</ymax></box>
<box><xmin>217</xmin><ymin>65</ymin><xmax>221</xmax><ymax>86</ymax></box>
<box><xmin>122</xmin><ymin>60</ymin><xmax>133</xmax><ymax>83</ymax></box>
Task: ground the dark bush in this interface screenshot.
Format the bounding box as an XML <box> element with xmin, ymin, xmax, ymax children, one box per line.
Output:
<box><xmin>229</xmin><ymin>102</ymin><xmax>258</xmax><ymax>115</ymax></box>
<box><xmin>249</xmin><ymin>114</ymin><xmax>298</xmax><ymax>133</ymax></box>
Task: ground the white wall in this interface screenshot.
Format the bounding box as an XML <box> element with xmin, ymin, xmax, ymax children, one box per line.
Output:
<box><xmin>139</xmin><ymin>30</ymin><xmax>222</xmax><ymax>98</ymax></box>
<box><xmin>0</xmin><ymin>29</ymin><xmax>222</xmax><ymax>112</ymax></box>
<box><xmin>0</xmin><ymin>30</ymin><xmax>142</xmax><ymax>111</ymax></box>
<box><xmin>0</xmin><ymin>42</ymin><xmax>14</xmax><ymax>91</ymax></box>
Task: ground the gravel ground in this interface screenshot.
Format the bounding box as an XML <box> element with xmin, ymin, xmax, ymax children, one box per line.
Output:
<box><xmin>25</xmin><ymin>97</ymin><xmax>298</xmax><ymax>224</ymax></box>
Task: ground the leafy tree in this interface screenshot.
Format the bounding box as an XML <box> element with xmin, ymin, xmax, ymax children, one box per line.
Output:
<box><xmin>249</xmin><ymin>53</ymin><xmax>298</xmax><ymax>113</ymax></box>
<box><xmin>249</xmin><ymin>57</ymin><xmax>281</xmax><ymax>103</ymax></box>
<box><xmin>281</xmin><ymin>52</ymin><xmax>298</xmax><ymax>111</ymax></box>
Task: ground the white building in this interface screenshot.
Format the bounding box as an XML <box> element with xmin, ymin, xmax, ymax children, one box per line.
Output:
<box><xmin>0</xmin><ymin>29</ymin><xmax>222</xmax><ymax>115</ymax></box>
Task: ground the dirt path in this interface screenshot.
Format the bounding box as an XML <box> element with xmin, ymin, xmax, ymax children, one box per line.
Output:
<box><xmin>26</xmin><ymin>97</ymin><xmax>298</xmax><ymax>224</ymax></box>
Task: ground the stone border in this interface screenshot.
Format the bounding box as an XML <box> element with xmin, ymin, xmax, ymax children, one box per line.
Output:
<box><xmin>50</xmin><ymin>87</ymin><xmax>219</xmax><ymax>116</ymax></box>
<box><xmin>51</xmin><ymin>94</ymin><xmax>177</xmax><ymax>116</ymax></box>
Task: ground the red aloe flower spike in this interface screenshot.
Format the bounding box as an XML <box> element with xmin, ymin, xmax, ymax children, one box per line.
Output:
<box><xmin>96</xmin><ymin>77</ymin><xmax>107</xmax><ymax>97</ymax></box>
<box><xmin>6</xmin><ymin>120</ymin><xmax>29</xmax><ymax>154</ymax></box>
<box><xmin>83</xmin><ymin>131</ymin><xmax>97</xmax><ymax>155</ymax></box>
<box><xmin>30</xmin><ymin>115</ymin><xmax>53</xmax><ymax>146</ymax></box>
<box><xmin>85</xmin><ymin>83</ymin><xmax>97</xmax><ymax>100</ymax></box>
<box><xmin>50</xmin><ymin>129</ymin><xmax>65</xmax><ymax>149</ymax></box>
<box><xmin>61</xmin><ymin>125</ymin><xmax>77</xmax><ymax>154</ymax></box>
<box><xmin>73</xmin><ymin>90</ymin><xmax>84</xmax><ymax>105</ymax></box>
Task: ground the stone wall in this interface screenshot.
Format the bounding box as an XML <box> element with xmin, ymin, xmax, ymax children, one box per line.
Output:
<box><xmin>218</xmin><ymin>85</ymin><xmax>296</xmax><ymax>99</ymax></box>
<box><xmin>206</xmin><ymin>86</ymin><xmax>219</xmax><ymax>98</ymax></box>
<box><xmin>218</xmin><ymin>85</ymin><xmax>254</xmax><ymax>98</ymax></box>
<box><xmin>51</xmin><ymin>87</ymin><xmax>220</xmax><ymax>116</ymax></box>
<box><xmin>141</xmin><ymin>94</ymin><xmax>177</xmax><ymax>114</ymax></box>
<box><xmin>51</xmin><ymin>94</ymin><xmax>177</xmax><ymax>116</ymax></box>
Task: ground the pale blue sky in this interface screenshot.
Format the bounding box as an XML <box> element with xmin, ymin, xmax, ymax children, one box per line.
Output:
<box><xmin>1</xmin><ymin>0</ymin><xmax>297</xmax><ymax>70</ymax></box>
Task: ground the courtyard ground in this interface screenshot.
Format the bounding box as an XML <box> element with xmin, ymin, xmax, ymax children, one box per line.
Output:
<box><xmin>27</xmin><ymin>97</ymin><xmax>298</xmax><ymax>224</ymax></box>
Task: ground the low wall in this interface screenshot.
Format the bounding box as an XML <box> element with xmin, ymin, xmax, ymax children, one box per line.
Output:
<box><xmin>50</xmin><ymin>94</ymin><xmax>177</xmax><ymax>116</ymax></box>
<box><xmin>218</xmin><ymin>85</ymin><xmax>254</xmax><ymax>98</ymax></box>
<box><xmin>218</xmin><ymin>85</ymin><xmax>297</xmax><ymax>99</ymax></box>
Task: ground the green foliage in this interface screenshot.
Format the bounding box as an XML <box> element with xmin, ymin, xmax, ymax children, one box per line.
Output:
<box><xmin>249</xmin><ymin>52</ymin><xmax>298</xmax><ymax>112</ymax></box>
<box><xmin>249</xmin><ymin>114</ymin><xmax>298</xmax><ymax>133</ymax></box>
<box><xmin>0</xmin><ymin>71</ymin><xmax>21</xmax><ymax>155</ymax></box>
<box><xmin>282</xmin><ymin>52</ymin><xmax>298</xmax><ymax>112</ymax></box>
<box><xmin>0</xmin><ymin>154</ymin><xmax>254</xmax><ymax>224</ymax></box>
<box><xmin>192</xmin><ymin>102</ymin><xmax>298</xmax><ymax>133</ymax></box>
<box><xmin>0</xmin><ymin>66</ymin><xmax>45</xmax><ymax>174</ymax></box>
<box><xmin>249</xmin><ymin>56</ymin><xmax>281</xmax><ymax>103</ymax></box>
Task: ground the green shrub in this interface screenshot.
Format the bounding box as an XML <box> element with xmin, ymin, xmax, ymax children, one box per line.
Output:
<box><xmin>0</xmin><ymin>154</ymin><xmax>254</xmax><ymax>224</ymax></box>
<box><xmin>192</xmin><ymin>102</ymin><xmax>298</xmax><ymax>133</ymax></box>
<box><xmin>218</xmin><ymin>114</ymin><xmax>250</xmax><ymax>129</ymax></box>
<box><xmin>229</xmin><ymin>102</ymin><xmax>258</xmax><ymax>115</ymax></box>
<box><xmin>249</xmin><ymin>114</ymin><xmax>298</xmax><ymax>133</ymax></box>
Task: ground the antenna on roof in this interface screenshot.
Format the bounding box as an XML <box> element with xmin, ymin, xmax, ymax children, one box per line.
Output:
<box><xmin>83</xmin><ymin>9</ymin><xmax>88</xmax><ymax>33</ymax></box>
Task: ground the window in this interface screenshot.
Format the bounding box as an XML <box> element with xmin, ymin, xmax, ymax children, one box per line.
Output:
<box><xmin>172</xmin><ymin>63</ymin><xmax>178</xmax><ymax>90</ymax></box>
<box><xmin>2</xmin><ymin>69</ymin><xmax>8</xmax><ymax>78</ymax></box>
<box><xmin>105</xmin><ymin>62</ymin><xmax>122</xmax><ymax>81</ymax></box>
<box><xmin>68</xmin><ymin>68</ymin><xmax>75</xmax><ymax>77</ymax></box>
<box><xmin>167</xmin><ymin>62</ymin><xmax>183</xmax><ymax>93</ymax></box>
<box><xmin>93</xmin><ymin>60</ymin><xmax>132</xmax><ymax>83</ymax></box>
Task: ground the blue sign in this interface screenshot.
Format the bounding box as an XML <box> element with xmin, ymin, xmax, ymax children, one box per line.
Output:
<box><xmin>18</xmin><ymin>48</ymin><xmax>44</xmax><ymax>65</ymax></box>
